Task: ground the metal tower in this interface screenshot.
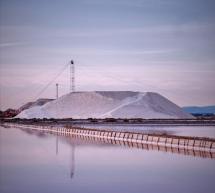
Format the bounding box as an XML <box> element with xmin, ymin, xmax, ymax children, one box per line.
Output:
<box><xmin>70</xmin><ymin>60</ymin><xmax>75</xmax><ymax>92</ymax></box>
<box><xmin>56</xmin><ymin>83</ymin><xmax>59</xmax><ymax>99</ymax></box>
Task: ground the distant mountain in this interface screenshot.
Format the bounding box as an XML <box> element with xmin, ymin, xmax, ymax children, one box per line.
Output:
<box><xmin>183</xmin><ymin>106</ymin><xmax>215</xmax><ymax>114</ymax></box>
<box><xmin>16</xmin><ymin>91</ymin><xmax>193</xmax><ymax>119</ymax></box>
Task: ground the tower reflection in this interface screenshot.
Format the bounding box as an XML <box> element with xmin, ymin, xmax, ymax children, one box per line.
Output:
<box><xmin>55</xmin><ymin>134</ymin><xmax>75</xmax><ymax>179</ymax></box>
<box><xmin>70</xmin><ymin>141</ymin><xmax>75</xmax><ymax>179</ymax></box>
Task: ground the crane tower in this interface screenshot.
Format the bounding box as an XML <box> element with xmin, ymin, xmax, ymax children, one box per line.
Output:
<box><xmin>56</xmin><ymin>83</ymin><xmax>59</xmax><ymax>99</ymax></box>
<box><xmin>70</xmin><ymin>60</ymin><xmax>75</xmax><ymax>92</ymax></box>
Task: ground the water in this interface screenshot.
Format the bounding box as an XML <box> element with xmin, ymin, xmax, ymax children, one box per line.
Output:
<box><xmin>0</xmin><ymin>126</ymin><xmax>215</xmax><ymax>193</ymax></box>
<box><xmin>78</xmin><ymin>124</ymin><xmax>215</xmax><ymax>138</ymax></box>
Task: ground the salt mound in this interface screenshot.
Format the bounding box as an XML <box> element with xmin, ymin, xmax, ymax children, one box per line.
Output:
<box><xmin>16</xmin><ymin>91</ymin><xmax>193</xmax><ymax>119</ymax></box>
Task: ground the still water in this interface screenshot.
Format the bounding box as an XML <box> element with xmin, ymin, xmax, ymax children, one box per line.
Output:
<box><xmin>0</xmin><ymin>126</ymin><xmax>215</xmax><ymax>193</ymax></box>
<box><xmin>79</xmin><ymin>124</ymin><xmax>215</xmax><ymax>138</ymax></box>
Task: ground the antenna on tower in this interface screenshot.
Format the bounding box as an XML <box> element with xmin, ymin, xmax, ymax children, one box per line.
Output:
<box><xmin>70</xmin><ymin>60</ymin><xmax>75</xmax><ymax>93</ymax></box>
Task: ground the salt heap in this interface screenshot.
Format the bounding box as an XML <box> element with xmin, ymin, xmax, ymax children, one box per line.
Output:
<box><xmin>16</xmin><ymin>91</ymin><xmax>193</xmax><ymax>119</ymax></box>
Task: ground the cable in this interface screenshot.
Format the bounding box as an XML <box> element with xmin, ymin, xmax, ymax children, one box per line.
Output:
<box><xmin>34</xmin><ymin>62</ymin><xmax>69</xmax><ymax>100</ymax></box>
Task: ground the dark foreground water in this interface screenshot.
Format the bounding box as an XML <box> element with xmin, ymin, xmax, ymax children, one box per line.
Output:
<box><xmin>0</xmin><ymin>126</ymin><xmax>215</xmax><ymax>193</ymax></box>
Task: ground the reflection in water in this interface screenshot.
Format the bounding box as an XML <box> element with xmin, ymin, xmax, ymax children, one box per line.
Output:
<box><xmin>56</xmin><ymin>134</ymin><xmax>58</xmax><ymax>155</ymax></box>
<box><xmin>21</xmin><ymin>127</ymin><xmax>215</xmax><ymax>159</ymax></box>
<box><xmin>15</xmin><ymin>125</ymin><xmax>213</xmax><ymax>190</ymax></box>
<box><xmin>55</xmin><ymin>133</ymin><xmax>75</xmax><ymax>179</ymax></box>
<box><xmin>67</xmin><ymin>134</ymin><xmax>215</xmax><ymax>159</ymax></box>
<box><xmin>79</xmin><ymin>124</ymin><xmax>215</xmax><ymax>138</ymax></box>
<box><xmin>1</xmin><ymin>126</ymin><xmax>215</xmax><ymax>193</ymax></box>
<box><xmin>70</xmin><ymin>140</ymin><xmax>75</xmax><ymax>179</ymax></box>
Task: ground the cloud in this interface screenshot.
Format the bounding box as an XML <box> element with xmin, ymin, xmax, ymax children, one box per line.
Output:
<box><xmin>48</xmin><ymin>22</ymin><xmax>214</xmax><ymax>38</ymax></box>
<box><xmin>83</xmin><ymin>0</ymin><xmax>180</xmax><ymax>8</ymax></box>
<box><xmin>0</xmin><ymin>42</ymin><xmax>29</xmax><ymax>48</ymax></box>
<box><xmin>50</xmin><ymin>48</ymin><xmax>177</xmax><ymax>56</ymax></box>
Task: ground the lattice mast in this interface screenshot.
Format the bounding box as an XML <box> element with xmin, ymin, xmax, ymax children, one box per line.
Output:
<box><xmin>70</xmin><ymin>60</ymin><xmax>75</xmax><ymax>92</ymax></box>
<box><xmin>56</xmin><ymin>83</ymin><xmax>59</xmax><ymax>99</ymax></box>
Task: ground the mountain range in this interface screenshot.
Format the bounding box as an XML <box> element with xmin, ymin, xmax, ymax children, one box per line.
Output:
<box><xmin>183</xmin><ymin>106</ymin><xmax>215</xmax><ymax>114</ymax></box>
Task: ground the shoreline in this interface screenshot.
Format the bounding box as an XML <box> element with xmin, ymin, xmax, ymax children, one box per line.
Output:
<box><xmin>1</xmin><ymin>118</ymin><xmax>215</xmax><ymax>126</ymax></box>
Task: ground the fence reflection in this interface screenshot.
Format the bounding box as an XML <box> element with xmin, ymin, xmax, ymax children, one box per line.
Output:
<box><xmin>64</xmin><ymin>133</ymin><xmax>215</xmax><ymax>159</ymax></box>
<box><xmin>4</xmin><ymin>123</ymin><xmax>215</xmax><ymax>159</ymax></box>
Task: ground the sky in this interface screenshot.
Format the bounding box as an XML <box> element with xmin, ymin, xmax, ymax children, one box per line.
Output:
<box><xmin>0</xmin><ymin>0</ymin><xmax>215</xmax><ymax>110</ymax></box>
